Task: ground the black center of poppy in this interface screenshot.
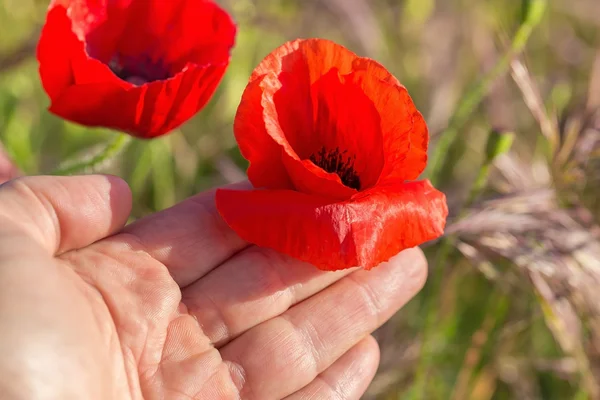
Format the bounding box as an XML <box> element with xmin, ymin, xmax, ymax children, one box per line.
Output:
<box><xmin>108</xmin><ymin>54</ymin><xmax>172</xmax><ymax>84</ymax></box>
<box><xmin>310</xmin><ymin>147</ymin><xmax>361</xmax><ymax>190</ymax></box>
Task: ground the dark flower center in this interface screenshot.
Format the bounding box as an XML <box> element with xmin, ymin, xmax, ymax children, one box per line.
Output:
<box><xmin>108</xmin><ymin>53</ymin><xmax>172</xmax><ymax>85</ymax></box>
<box><xmin>310</xmin><ymin>147</ymin><xmax>361</xmax><ymax>190</ymax></box>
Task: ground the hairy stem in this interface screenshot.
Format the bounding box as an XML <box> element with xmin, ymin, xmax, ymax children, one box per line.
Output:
<box><xmin>52</xmin><ymin>134</ymin><xmax>132</xmax><ymax>176</ymax></box>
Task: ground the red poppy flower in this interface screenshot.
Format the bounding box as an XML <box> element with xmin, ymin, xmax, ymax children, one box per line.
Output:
<box><xmin>37</xmin><ymin>0</ymin><xmax>236</xmax><ymax>138</ymax></box>
<box><xmin>216</xmin><ymin>39</ymin><xmax>448</xmax><ymax>271</ymax></box>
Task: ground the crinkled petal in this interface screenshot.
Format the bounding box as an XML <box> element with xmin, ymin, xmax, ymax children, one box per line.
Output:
<box><xmin>250</xmin><ymin>38</ymin><xmax>399</xmax><ymax>86</ymax></box>
<box><xmin>235</xmin><ymin>38</ymin><xmax>427</xmax><ymax>192</ymax></box>
<box><xmin>236</xmin><ymin>53</ymin><xmax>387</xmax><ymax>197</ymax></box>
<box><xmin>262</xmin><ymin>71</ymin><xmax>361</xmax><ymax>199</ymax></box>
<box><xmin>344</xmin><ymin>180</ymin><xmax>447</xmax><ymax>269</ymax></box>
<box><xmin>308</xmin><ymin>69</ymin><xmax>384</xmax><ymax>188</ymax></box>
<box><xmin>104</xmin><ymin>0</ymin><xmax>235</xmax><ymax>72</ymax></box>
<box><xmin>353</xmin><ymin>73</ymin><xmax>428</xmax><ymax>182</ymax></box>
<box><xmin>234</xmin><ymin>75</ymin><xmax>295</xmax><ymax>189</ymax></box>
<box><xmin>50</xmin><ymin>0</ymin><xmax>236</xmax><ymax>70</ymax></box>
<box><xmin>48</xmin><ymin>63</ymin><xmax>228</xmax><ymax>138</ymax></box>
<box><xmin>216</xmin><ymin>180</ymin><xmax>447</xmax><ymax>271</ymax></box>
<box><xmin>236</xmin><ymin>72</ymin><xmax>354</xmax><ymax>197</ymax></box>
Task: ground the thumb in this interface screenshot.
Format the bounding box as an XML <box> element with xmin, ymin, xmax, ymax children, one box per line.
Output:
<box><xmin>0</xmin><ymin>175</ymin><xmax>132</xmax><ymax>255</ymax></box>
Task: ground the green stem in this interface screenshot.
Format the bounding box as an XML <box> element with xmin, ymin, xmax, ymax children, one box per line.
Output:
<box><xmin>52</xmin><ymin>134</ymin><xmax>132</xmax><ymax>176</ymax></box>
<box><xmin>427</xmin><ymin>0</ymin><xmax>546</xmax><ymax>187</ymax></box>
<box><xmin>149</xmin><ymin>138</ymin><xmax>176</xmax><ymax>210</ymax></box>
<box><xmin>465</xmin><ymin>163</ymin><xmax>491</xmax><ymax>207</ymax></box>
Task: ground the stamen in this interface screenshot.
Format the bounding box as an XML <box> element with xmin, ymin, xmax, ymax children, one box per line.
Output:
<box><xmin>108</xmin><ymin>54</ymin><xmax>171</xmax><ymax>84</ymax></box>
<box><xmin>310</xmin><ymin>146</ymin><xmax>361</xmax><ymax>190</ymax></box>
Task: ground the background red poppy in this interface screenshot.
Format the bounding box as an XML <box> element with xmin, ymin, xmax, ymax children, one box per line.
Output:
<box><xmin>216</xmin><ymin>39</ymin><xmax>448</xmax><ymax>271</ymax></box>
<box><xmin>37</xmin><ymin>0</ymin><xmax>236</xmax><ymax>138</ymax></box>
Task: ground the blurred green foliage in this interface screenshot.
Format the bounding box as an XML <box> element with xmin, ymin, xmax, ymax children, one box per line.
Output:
<box><xmin>1</xmin><ymin>0</ymin><xmax>600</xmax><ymax>399</ymax></box>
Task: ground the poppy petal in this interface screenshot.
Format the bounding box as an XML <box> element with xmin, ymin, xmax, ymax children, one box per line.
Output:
<box><xmin>250</xmin><ymin>38</ymin><xmax>399</xmax><ymax>87</ymax></box>
<box><xmin>37</xmin><ymin>4</ymin><xmax>87</xmax><ymax>99</ymax></box>
<box><xmin>236</xmin><ymin>51</ymin><xmax>387</xmax><ymax>197</ymax></box>
<box><xmin>298</xmin><ymin>39</ymin><xmax>428</xmax><ymax>182</ymax></box>
<box><xmin>91</xmin><ymin>0</ymin><xmax>236</xmax><ymax>73</ymax></box>
<box><xmin>237</xmin><ymin>72</ymin><xmax>355</xmax><ymax>198</ymax></box>
<box><xmin>308</xmin><ymin>69</ymin><xmax>384</xmax><ymax>189</ymax></box>
<box><xmin>216</xmin><ymin>180</ymin><xmax>447</xmax><ymax>271</ymax></box>
<box><xmin>235</xmin><ymin>38</ymin><xmax>424</xmax><ymax>193</ymax></box>
<box><xmin>345</xmin><ymin>180</ymin><xmax>447</xmax><ymax>269</ymax></box>
<box><xmin>234</xmin><ymin>75</ymin><xmax>295</xmax><ymax>190</ymax></box>
<box><xmin>262</xmin><ymin>71</ymin><xmax>361</xmax><ymax>199</ymax></box>
<box><xmin>354</xmin><ymin>74</ymin><xmax>428</xmax><ymax>182</ymax></box>
<box><xmin>49</xmin><ymin>63</ymin><xmax>227</xmax><ymax>138</ymax></box>
<box><xmin>281</xmin><ymin>155</ymin><xmax>356</xmax><ymax>200</ymax></box>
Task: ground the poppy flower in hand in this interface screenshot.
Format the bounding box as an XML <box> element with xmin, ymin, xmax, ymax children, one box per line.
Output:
<box><xmin>216</xmin><ymin>39</ymin><xmax>448</xmax><ymax>271</ymax></box>
<box><xmin>37</xmin><ymin>0</ymin><xmax>236</xmax><ymax>139</ymax></box>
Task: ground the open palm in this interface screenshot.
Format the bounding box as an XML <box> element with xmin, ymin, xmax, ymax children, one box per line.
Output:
<box><xmin>0</xmin><ymin>174</ymin><xmax>427</xmax><ymax>400</ymax></box>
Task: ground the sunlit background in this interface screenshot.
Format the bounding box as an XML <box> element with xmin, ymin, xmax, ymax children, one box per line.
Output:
<box><xmin>1</xmin><ymin>0</ymin><xmax>600</xmax><ymax>398</ymax></box>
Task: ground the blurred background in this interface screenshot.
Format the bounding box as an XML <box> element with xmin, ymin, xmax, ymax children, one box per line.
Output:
<box><xmin>1</xmin><ymin>0</ymin><xmax>600</xmax><ymax>398</ymax></box>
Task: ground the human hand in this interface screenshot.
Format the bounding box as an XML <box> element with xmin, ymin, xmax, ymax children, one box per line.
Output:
<box><xmin>0</xmin><ymin>173</ymin><xmax>427</xmax><ymax>399</ymax></box>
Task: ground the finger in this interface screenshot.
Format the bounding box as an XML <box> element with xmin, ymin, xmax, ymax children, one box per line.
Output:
<box><xmin>0</xmin><ymin>175</ymin><xmax>131</xmax><ymax>254</ymax></box>
<box><xmin>220</xmin><ymin>247</ymin><xmax>427</xmax><ymax>400</ymax></box>
<box><xmin>121</xmin><ymin>181</ymin><xmax>250</xmax><ymax>287</ymax></box>
<box><xmin>284</xmin><ymin>335</ymin><xmax>380</xmax><ymax>400</ymax></box>
<box><xmin>0</xmin><ymin>145</ymin><xmax>20</xmax><ymax>184</ymax></box>
<box><xmin>182</xmin><ymin>247</ymin><xmax>357</xmax><ymax>347</ymax></box>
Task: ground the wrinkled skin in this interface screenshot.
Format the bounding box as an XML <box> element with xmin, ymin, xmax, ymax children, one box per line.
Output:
<box><xmin>0</xmin><ymin>148</ymin><xmax>427</xmax><ymax>400</ymax></box>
